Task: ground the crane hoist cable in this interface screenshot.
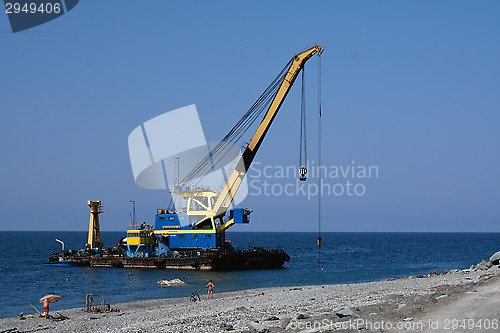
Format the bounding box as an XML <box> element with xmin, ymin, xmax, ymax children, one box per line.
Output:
<box><xmin>317</xmin><ymin>52</ymin><xmax>323</xmax><ymax>269</ymax></box>
<box><xmin>299</xmin><ymin>68</ymin><xmax>308</xmax><ymax>181</ymax></box>
<box><xmin>181</xmin><ymin>59</ymin><xmax>293</xmax><ymax>186</ymax></box>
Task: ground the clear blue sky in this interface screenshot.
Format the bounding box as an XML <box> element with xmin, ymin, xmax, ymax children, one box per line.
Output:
<box><xmin>1</xmin><ymin>1</ymin><xmax>499</xmax><ymax>232</ymax></box>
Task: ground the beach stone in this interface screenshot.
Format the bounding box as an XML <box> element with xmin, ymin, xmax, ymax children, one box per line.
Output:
<box><xmin>247</xmin><ymin>321</ymin><xmax>270</xmax><ymax>333</ymax></box>
<box><xmin>281</xmin><ymin>318</ymin><xmax>291</xmax><ymax>328</ymax></box>
<box><xmin>336</xmin><ymin>307</ymin><xmax>361</xmax><ymax>318</ymax></box>
<box><xmin>296</xmin><ymin>313</ymin><xmax>309</xmax><ymax>319</ymax></box>
<box><xmin>236</xmin><ymin>306</ymin><xmax>250</xmax><ymax>312</ymax></box>
<box><xmin>483</xmin><ymin>270</ymin><xmax>496</xmax><ymax>280</ymax></box>
<box><xmin>265</xmin><ymin>315</ymin><xmax>280</xmax><ymax>321</ymax></box>
<box><xmin>220</xmin><ymin>323</ymin><xmax>235</xmax><ymax>331</ymax></box>
<box><xmin>396</xmin><ymin>303</ymin><xmax>407</xmax><ymax>311</ymax></box>
<box><xmin>490</xmin><ymin>251</ymin><xmax>500</xmax><ymax>265</ymax></box>
<box><xmin>475</xmin><ymin>260</ymin><xmax>492</xmax><ymax>270</ymax></box>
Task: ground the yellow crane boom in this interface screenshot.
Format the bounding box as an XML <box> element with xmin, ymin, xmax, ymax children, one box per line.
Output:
<box><xmin>213</xmin><ymin>45</ymin><xmax>324</xmax><ymax>216</ymax></box>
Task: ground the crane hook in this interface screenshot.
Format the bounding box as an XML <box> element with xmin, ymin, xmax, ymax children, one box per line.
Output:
<box><xmin>298</xmin><ymin>68</ymin><xmax>308</xmax><ymax>182</ymax></box>
<box><xmin>299</xmin><ymin>166</ymin><xmax>308</xmax><ymax>181</ymax></box>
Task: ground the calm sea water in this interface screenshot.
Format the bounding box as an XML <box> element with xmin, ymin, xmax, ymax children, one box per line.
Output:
<box><xmin>0</xmin><ymin>231</ymin><xmax>498</xmax><ymax>318</ymax></box>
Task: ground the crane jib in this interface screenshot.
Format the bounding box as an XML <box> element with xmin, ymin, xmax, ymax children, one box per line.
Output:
<box><xmin>213</xmin><ymin>45</ymin><xmax>324</xmax><ymax>215</ymax></box>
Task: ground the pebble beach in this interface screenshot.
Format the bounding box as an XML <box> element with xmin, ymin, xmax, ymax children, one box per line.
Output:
<box><xmin>1</xmin><ymin>257</ymin><xmax>499</xmax><ymax>333</ymax></box>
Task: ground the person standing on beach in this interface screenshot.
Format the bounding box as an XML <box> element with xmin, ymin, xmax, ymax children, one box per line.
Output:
<box><xmin>41</xmin><ymin>298</ymin><xmax>49</xmax><ymax>318</ymax></box>
<box><xmin>206</xmin><ymin>280</ymin><xmax>214</xmax><ymax>299</ymax></box>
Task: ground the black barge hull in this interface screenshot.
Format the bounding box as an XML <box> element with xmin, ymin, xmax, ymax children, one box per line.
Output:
<box><xmin>46</xmin><ymin>249</ymin><xmax>290</xmax><ymax>270</ymax></box>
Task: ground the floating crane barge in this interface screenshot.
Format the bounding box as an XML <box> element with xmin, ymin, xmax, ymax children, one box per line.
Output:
<box><xmin>46</xmin><ymin>45</ymin><xmax>323</xmax><ymax>270</ymax></box>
